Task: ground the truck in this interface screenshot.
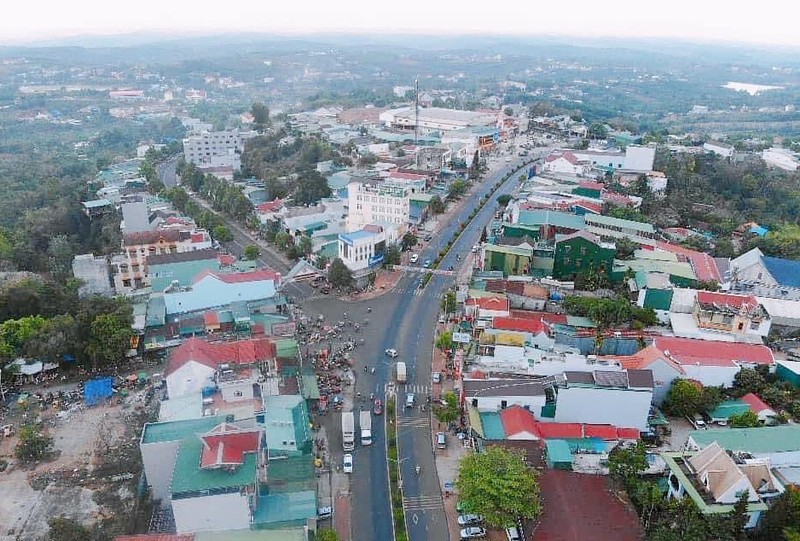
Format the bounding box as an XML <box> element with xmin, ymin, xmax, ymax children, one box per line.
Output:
<box><xmin>396</xmin><ymin>361</ymin><xmax>407</xmax><ymax>383</ymax></box>
<box><xmin>342</xmin><ymin>411</ymin><xmax>355</xmax><ymax>451</ymax></box>
<box><xmin>359</xmin><ymin>410</ymin><xmax>372</xmax><ymax>446</ymax></box>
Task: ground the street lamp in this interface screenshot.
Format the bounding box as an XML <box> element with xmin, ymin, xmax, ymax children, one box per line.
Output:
<box><xmin>389</xmin><ymin>456</ymin><xmax>411</xmax><ymax>489</ymax></box>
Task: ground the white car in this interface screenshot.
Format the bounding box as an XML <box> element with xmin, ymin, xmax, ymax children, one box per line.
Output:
<box><xmin>385</xmin><ymin>348</ymin><xmax>398</xmax><ymax>358</ymax></box>
<box><xmin>457</xmin><ymin>514</ymin><xmax>484</xmax><ymax>526</ymax></box>
<box><xmin>343</xmin><ymin>454</ymin><xmax>353</xmax><ymax>474</ymax></box>
<box><xmin>410</xmin><ymin>254</ymin><xmax>419</xmax><ymax>264</ymax></box>
<box><xmin>460</xmin><ymin>527</ymin><xmax>486</xmax><ymax>539</ymax></box>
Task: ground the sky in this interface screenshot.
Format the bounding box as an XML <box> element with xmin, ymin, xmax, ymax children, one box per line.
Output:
<box><xmin>1</xmin><ymin>0</ymin><xmax>798</xmax><ymax>47</ymax></box>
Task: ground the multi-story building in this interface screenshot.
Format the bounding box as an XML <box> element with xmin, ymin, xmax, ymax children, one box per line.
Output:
<box><xmin>346</xmin><ymin>181</ymin><xmax>410</xmax><ymax>231</ymax></box>
<box><xmin>552</xmin><ymin>230</ymin><xmax>616</xmax><ymax>281</ymax></box>
<box><xmin>112</xmin><ymin>227</ymin><xmax>213</xmax><ymax>293</ymax></box>
<box><xmin>183</xmin><ymin>129</ymin><xmax>257</xmax><ymax>171</ymax></box>
<box><xmin>71</xmin><ymin>254</ymin><xmax>113</xmax><ymax>297</ymax></box>
<box><xmin>338</xmin><ymin>225</ymin><xmax>397</xmax><ymax>278</ymax></box>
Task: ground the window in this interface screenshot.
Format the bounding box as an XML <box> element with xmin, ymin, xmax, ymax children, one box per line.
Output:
<box><xmin>563</xmin><ymin>257</ymin><xmax>571</xmax><ymax>266</ymax></box>
<box><xmin>576</xmin><ymin>259</ymin><xmax>582</xmax><ymax>268</ymax></box>
<box><xmin>500</xmin><ymin>400</ymin><xmax>508</xmax><ymax>409</ymax></box>
<box><xmin>580</xmin><ymin>247</ymin><xmax>587</xmax><ymax>255</ymax></box>
<box><xmin>471</xmin><ymin>398</ymin><xmax>478</xmax><ymax>408</ymax></box>
<box><xmin>234</xmin><ymin>390</ymin><xmax>243</xmax><ymax>397</ymax></box>
<box><xmin>564</xmin><ymin>245</ymin><xmax>572</xmax><ymax>253</ymax></box>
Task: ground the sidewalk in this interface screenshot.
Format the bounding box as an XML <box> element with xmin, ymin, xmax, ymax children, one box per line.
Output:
<box><xmin>345</xmin><ymin>268</ymin><xmax>403</xmax><ymax>302</ymax></box>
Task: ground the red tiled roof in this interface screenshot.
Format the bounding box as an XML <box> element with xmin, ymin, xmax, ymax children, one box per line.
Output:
<box><xmin>579</xmin><ymin>180</ymin><xmax>604</xmax><ymax>190</ymax></box>
<box><xmin>617</xmin><ymin>427</ymin><xmax>641</xmax><ymax>440</ymax></box>
<box><xmin>740</xmin><ymin>393</ymin><xmax>775</xmax><ymax>414</ymax></box>
<box><xmin>468</xmin><ymin>296</ymin><xmax>510</xmax><ymax>312</ymax></box>
<box><xmin>697</xmin><ymin>291</ymin><xmax>758</xmax><ymax>311</ymax></box>
<box><xmin>537</xmin><ymin>422</ymin><xmax>583</xmax><ymax>439</ymax></box>
<box><xmin>114</xmin><ymin>533</ymin><xmax>194</xmax><ymax>541</ymax></box>
<box><xmin>616</xmin><ymin>345</ymin><xmax>686</xmax><ymax>375</ymax></box>
<box><xmin>571</xmin><ymin>201</ymin><xmax>603</xmax><ymax>214</ymax></box>
<box><xmin>388</xmin><ymin>171</ymin><xmax>427</xmax><ymax>180</ymax></box>
<box><xmin>167</xmin><ymin>337</ymin><xmax>276</xmax><ymax>375</ymax></box>
<box><xmin>218</xmin><ymin>253</ymin><xmax>237</xmax><ymax>266</ymax></box>
<box><xmin>583</xmin><ymin>424</ymin><xmax>620</xmax><ymax>440</ymax></box>
<box><xmin>652</xmin><ymin>336</ymin><xmax>774</xmax><ymax>367</ymax></box>
<box><xmin>193</xmin><ymin>269</ymin><xmax>281</xmax><ymax>285</ymax></box>
<box><xmin>256</xmin><ymin>199</ymin><xmax>283</xmax><ymax>212</ymax></box>
<box><xmin>200</xmin><ymin>423</ymin><xmax>261</xmax><ymax>469</ymax></box>
<box><xmin>546</xmin><ymin>151</ymin><xmax>579</xmax><ymax>164</ymax></box>
<box><xmin>655</xmin><ymin>241</ymin><xmax>722</xmax><ymax>282</ymax></box>
<box><xmin>500</xmin><ymin>405</ymin><xmax>539</xmax><ymax>437</ymax></box>
<box><xmin>536</xmin><ymin>471</ymin><xmax>643</xmax><ymax>541</ymax></box>
<box><xmin>493</xmin><ymin>316</ymin><xmax>545</xmax><ymax>334</ymax></box>
<box><xmin>203</xmin><ymin>311</ymin><xmax>219</xmax><ymax>326</ymax></box>
<box><xmin>190</xmin><ymin>232</ymin><xmax>208</xmax><ymax>243</ymax></box>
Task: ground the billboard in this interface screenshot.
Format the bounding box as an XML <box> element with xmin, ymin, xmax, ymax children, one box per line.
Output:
<box><xmin>452</xmin><ymin>332</ymin><xmax>471</xmax><ymax>343</ymax></box>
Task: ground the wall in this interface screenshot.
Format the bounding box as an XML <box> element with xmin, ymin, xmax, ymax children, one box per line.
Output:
<box><xmin>682</xmin><ymin>364</ymin><xmax>740</xmax><ymax>388</ymax></box>
<box><xmin>173</xmin><ymin>492</ymin><xmax>251</xmax><ymax>533</ymax></box>
<box><xmin>220</xmin><ymin>379</ymin><xmax>254</xmax><ymax>403</ymax></box>
<box><xmin>466</xmin><ymin>394</ymin><xmax>546</xmax><ymax>414</ymax></box>
<box><xmin>648</xmin><ymin>359</ymin><xmax>681</xmax><ymax>405</ymax></box>
<box><xmin>141</xmin><ymin>439</ymin><xmax>180</xmax><ymax>501</ymax></box>
<box><xmin>554</xmin><ymin>387</ymin><xmax>652</xmax><ymax>430</ymax></box>
<box><xmin>167</xmin><ymin>362</ymin><xmax>216</xmax><ymax>399</ymax></box>
<box><xmin>623</xmin><ymin>145</ymin><xmax>656</xmax><ymax>172</ymax></box>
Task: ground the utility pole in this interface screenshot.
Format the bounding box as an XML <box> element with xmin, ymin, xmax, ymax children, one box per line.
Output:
<box><xmin>414</xmin><ymin>76</ymin><xmax>419</xmax><ymax>169</ymax></box>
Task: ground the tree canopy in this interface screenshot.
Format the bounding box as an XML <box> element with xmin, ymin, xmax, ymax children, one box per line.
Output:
<box><xmin>433</xmin><ymin>391</ymin><xmax>460</xmax><ymax>425</ymax></box>
<box><xmin>429</xmin><ymin>196</ymin><xmax>445</xmax><ymax>215</ymax></box>
<box><xmin>327</xmin><ymin>258</ymin><xmax>353</xmax><ymax>289</ymax></box>
<box><xmin>456</xmin><ymin>446</ymin><xmax>542</xmax><ymax>529</ymax></box>
<box><xmin>244</xmin><ymin>245</ymin><xmax>261</xmax><ymax>260</ymax></box>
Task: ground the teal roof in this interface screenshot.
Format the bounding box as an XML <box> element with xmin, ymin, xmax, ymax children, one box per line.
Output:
<box><xmin>262</xmin><ymin>395</ymin><xmax>312</xmax><ymax>455</ymax></box>
<box><xmin>262</xmin><ymin>453</ymin><xmax>316</xmax><ymax>494</ymax></box>
<box><xmin>142</xmin><ymin>415</ymin><xmax>227</xmax><ymax>445</ymax></box>
<box><xmin>565</xmin><ymin>316</ymin><xmax>596</xmax><ymax>328</ymax></box>
<box><xmin>545</xmin><ymin>439</ymin><xmax>573</xmax><ymax>464</ymax></box>
<box><xmin>172</xmin><ymin>436</ymin><xmax>257</xmax><ymax>497</ymax></box>
<box><xmin>517</xmin><ymin>209</ymin><xmax>585</xmax><ymax>230</ymax></box>
<box><xmin>145</xmin><ymin>295</ymin><xmax>166</xmax><ymax>328</ymax></box>
<box><xmin>478</xmin><ymin>411</ymin><xmax>506</xmax><ymax>440</ymax></box>
<box><xmin>150</xmin><ymin>258</ymin><xmax>221</xmax><ymax>292</ymax></box>
<box><xmin>689</xmin><ymin>425</ymin><xmax>800</xmax><ymax>453</ymax></box>
<box><xmin>252</xmin><ymin>491</ymin><xmax>317</xmax><ymax>528</ymax></box>
<box><xmin>709</xmin><ymin>400</ymin><xmax>750</xmax><ymax>421</ymax></box>
<box><xmin>301</xmin><ymin>373</ymin><xmax>320</xmax><ymax>400</ymax></box>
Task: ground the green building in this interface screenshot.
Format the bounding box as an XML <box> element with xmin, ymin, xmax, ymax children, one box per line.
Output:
<box><xmin>552</xmin><ymin>231</ymin><xmax>615</xmax><ymax>281</ymax></box>
<box><xmin>482</xmin><ymin>243</ymin><xmax>533</xmax><ymax>276</ymax></box>
<box><xmin>612</xmin><ymin>250</ymin><xmax>697</xmax><ymax>288</ymax></box>
<box><xmin>148</xmin><ymin>248</ymin><xmax>220</xmax><ymax>292</ymax></box>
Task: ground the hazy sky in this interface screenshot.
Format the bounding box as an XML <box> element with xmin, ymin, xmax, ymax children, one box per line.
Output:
<box><xmin>2</xmin><ymin>0</ymin><xmax>798</xmax><ymax>47</ymax></box>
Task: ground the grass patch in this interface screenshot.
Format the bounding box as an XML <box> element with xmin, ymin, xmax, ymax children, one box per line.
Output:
<box><xmin>386</xmin><ymin>397</ymin><xmax>409</xmax><ymax>541</ymax></box>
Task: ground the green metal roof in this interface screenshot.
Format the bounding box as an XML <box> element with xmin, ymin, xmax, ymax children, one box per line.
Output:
<box><xmin>262</xmin><ymin>395</ymin><xmax>312</xmax><ymax>455</ymax></box>
<box><xmin>585</xmin><ymin>214</ymin><xmax>655</xmax><ymax>234</ymax></box>
<box><xmin>172</xmin><ymin>437</ymin><xmax>257</xmax><ymax>497</ymax></box>
<box><xmin>565</xmin><ymin>316</ymin><xmax>596</xmax><ymax>328</ymax></box>
<box><xmin>545</xmin><ymin>439</ymin><xmax>573</xmax><ymax>464</ymax></box>
<box><xmin>276</xmin><ymin>338</ymin><xmax>299</xmax><ymax>359</ymax></box>
<box><xmin>478</xmin><ymin>411</ymin><xmax>506</xmax><ymax>440</ymax></box>
<box><xmin>517</xmin><ymin>209</ymin><xmax>585</xmax><ymax>231</ymax></box>
<box><xmin>145</xmin><ymin>295</ymin><xmax>167</xmax><ymax>328</ymax></box>
<box><xmin>689</xmin><ymin>425</ymin><xmax>800</xmax><ymax>453</ymax></box>
<box><xmin>708</xmin><ymin>400</ymin><xmax>750</xmax><ymax>421</ymax></box>
<box><xmin>484</xmin><ymin>244</ymin><xmax>532</xmax><ymax>256</ymax></box>
<box><xmin>251</xmin><ymin>491</ymin><xmax>317</xmax><ymax>528</ymax></box>
<box><xmin>301</xmin><ymin>374</ymin><xmax>320</xmax><ymax>400</ymax></box>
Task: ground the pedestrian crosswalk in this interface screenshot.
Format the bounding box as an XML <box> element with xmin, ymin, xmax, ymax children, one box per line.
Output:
<box><xmin>397</xmin><ymin>417</ymin><xmax>430</xmax><ymax>429</ymax></box>
<box><xmin>396</xmin><ymin>384</ymin><xmax>430</xmax><ymax>395</ymax></box>
<box><xmin>403</xmin><ymin>495</ymin><xmax>444</xmax><ymax>512</ymax></box>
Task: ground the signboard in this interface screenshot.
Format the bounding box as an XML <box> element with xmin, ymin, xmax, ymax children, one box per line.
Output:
<box><xmin>452</xmin><ymin>332</ymin><xmax>471</xmax><ymax>344</ymax></box>
<box><xmin>272</xmin><ymin>322</ymin><xmax>297</xmax><ymax>337</ymax></box>
<box><xmin>368</xmin><ymin>253</ymin><xmax>385</xmax><ymax>268</ymax></box>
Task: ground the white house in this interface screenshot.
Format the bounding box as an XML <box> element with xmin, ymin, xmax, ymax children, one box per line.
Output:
<box><xmin>183</xmin><ymin>129</ymin><xmax>257</xmax><ymax>171</ymax></box>
<box><xmin>553</xmin><ymin>370</ymin><xmax>654</xmax><ymax>431</ymax></box>
<box><xmin>729</xmin><ymin>248</ymin><xmax>800</xmax><ymax>301</ymax></box>
<box><xmin>703</xmin><ymin>141</ymin><xmax>735</xmax><ymax>159</ymax></box>
<box><xmin>462</xmin><ymin>378</ymin><xmax>548</xmax><ymax>414</ymax></box>
<box><xmin>163</xmin><ymin>269</ymin><xmax>280</xmax><ymax>316</ymax></box>
<box><xmin>346</xmin><ymin>181</ymin><xmax>411</xmax><ymax>231</ymax></box>
<box><xmin>338</xmin><ymin>226</ymin><xmax>392</xmax><ymax>275</ymax></box>
<box><xmin>762</xmin><ymin>147</ymin><xmax>800</xmax><ymax>171</ymax></box>
<box><xmin>686</xmin><ymin>425</ymin><xmax>800</xmax><ymax>468</ymax></box>
<box><xmin>542</xmin><ymin>151</ymin><xmax>589</xmax><ymax>176</ymax></box>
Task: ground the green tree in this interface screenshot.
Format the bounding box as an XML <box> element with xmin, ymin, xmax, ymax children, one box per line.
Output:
<box><xmin>608</xmin><ymin>441</ymin><xmax>648</xmax><ymax>485</ymax></box>
<box><xmin>23</xmin><ymin>314</ymin><xmax>75</xmax><ymax>363</ymax></box>
<box><xmin>456</xmin><ymin>446</ymin><xmax>542</xmax><ymax>529</ymax></box>
<box><xmin>15</xmin><ymin>424</ymin><xmax>55</xmax><ymax>463</ymax></box>
<box><xmin>401</xmin><ymin>232</ymin><xmax>418</xmax><ymax>251</ymax></box>
<box><xmin>503</xmin><ymin>107</ymin><xmax>514</xmax><ymax>117</ymax></box>
<box><xmin>251</xmin><ymin>102</ymin><xmax>271</xmax><ymax>130</ymax></box>
<box><xmin>274</xmin><ymin>231</ymin><xmax>291</xmax><ymax>250</ymax></box>
<box><xmin>316</xmin><ymin>529</ymin><xmax>340</xmax><ymax>541</ymax></box>
<box><xmin>433</xmin><ymin>391</ymin><xmax>461</xmax><ymax>425</ymax></box>
<box><xmin>730</xmin><ymin>410</ymin><xmax>761</xmax><ymax>428</ymax></box>
<box><xmin>86</xmin><ymin>313</ymin><xmax>131</xmax><ymax>370</ymax></box>
<box><xmin>588</xmin><ymin>122</ymin><xmax>608</xmax><ymax>140</ymax></box>
<box><xmin>327</xmin><ymin>258</ymin><xmax>353</xmax><ymax>289</ymax></box>
<box><xmin>435</xmin><ymin>331</ymin><xmax>453</xmax><ymax>351</ymax></box>
<box><xmin>662</xmin><ymin>379</ymin><xmax>705</xmax><ymax>418</ymax></box>
<box><xmin>244</xmin><ymin>245</ymin><xmax>261</xmax><ymax>260</ymax></box>
<box><xmin>440</xmin><ymin>291</ymin><xmax>457</xmax><ymax>315</ymax></box>
<box><xmin>614</xmin><ymin>237</ymin><xmax>638</xmax><ymax>260</ymax></box>
<box><xmin>384</xmin><ymin>245</ymin><xmax>401</xmax><ymax>266</ymax></box>
<box><xmin>448</xmin><ymin>180</ymin><xmax>468</xmax><ymax>201</ymax></box>
<box><xmin>46</xmin><ymin>234</ymin><xmax>74</xmax><ymax>281</ymax></box>
<box><xmin>760</xmin><ymin>486</ymin><xmax>800</xmax><ymax>541</ymax></box>
<box><xmin>44</xmin><ymin>517</ymin><xmax>95</xmax><ymax>541</ymax></box>
<box><xmin>429</xmin><ymin>196</ymin><xmax>445</xmax><ymax>215</ymax></box>
<box><xmin>213</xmin><ymin>225</ymin><xmax>233</xmax><ymax>243</ymax></box>
<box><xmin>496</xmin><ymin>194</ymin><xmax>512</xmax><ymax>207</ymax></box>
<box><xmin>294</xmin><ymin>170</ymin><xmax>332</xmax><ymax>206</ymax></box>
<box><xmin>733</xmin><ymin>368</ymin><xmax>767</xmax><ymax>396</ymax></box>
<box><xmin>297</xmin><ymin>235</ymin><xmax>314</xmax><ymax>257</ymax></box>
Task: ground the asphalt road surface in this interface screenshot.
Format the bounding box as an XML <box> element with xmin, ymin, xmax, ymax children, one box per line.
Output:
<box><xmin>303</xmin><ymin>152</ymin><xmax>548</xmax><ymax>541</ymax></box>
<box><xmin>156</xmin><ymin>157</ymin><xmax>179</xmax><ymax>188</ymax></box>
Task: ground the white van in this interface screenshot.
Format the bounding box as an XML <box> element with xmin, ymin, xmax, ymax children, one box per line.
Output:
<box><xmin>505</xmin><ymin>526</ymin><xmax>522</xmax><ymax>541</ymax></box>
<box><xmin>406</xmin><ymin>393</ymin><xmax>415</xmax><ymax>409</ymax></box>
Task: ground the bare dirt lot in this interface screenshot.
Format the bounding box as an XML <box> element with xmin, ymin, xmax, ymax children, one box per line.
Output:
<box><xmin>0</xmin><ymin>393</ymin><xmax>152</xmax><ymax>541</ymax></box>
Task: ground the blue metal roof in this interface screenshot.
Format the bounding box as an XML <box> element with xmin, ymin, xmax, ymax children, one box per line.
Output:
<box><xmin>339</xmin><ymin>230</ymin><xmax>375</xmax><ymax>243</ymax></box>
<box><xmin>763</xmin><ymin>255</ymin><xmax>800</xmax><ymax>288</ymax></box>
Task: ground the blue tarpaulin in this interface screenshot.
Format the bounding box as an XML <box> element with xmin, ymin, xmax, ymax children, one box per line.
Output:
<box><xmin>84</xmin><ymin>377</ymin><xmax>114</xmax><ymax>406</ymax></box>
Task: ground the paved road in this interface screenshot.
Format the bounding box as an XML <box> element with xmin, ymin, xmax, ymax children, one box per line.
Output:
<box><xmin>156</xmin><ymin>157</ymin><xmax>179</xmax><ymax>188</ymax></box>
<box><xmin>301</xmin><ymin>152</ymin><xmax>548</xmax><ymax>541</ymax></box>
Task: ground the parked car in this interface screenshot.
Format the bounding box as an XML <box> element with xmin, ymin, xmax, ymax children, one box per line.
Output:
<box><xmin>458</xmin><ymin>514</ymin><xmax>484</xmax><ymax>526</ymax></box>
<box><xmin>437</xmin><ymin>432</ymin><xmax>447</xmax><ymax>449</ymax></box>
<box><xmin>373</xmin><ymin>399</ymin><xmax>383</xmax><ymax>415</ymax></box>
<box><xmin>410</xmin><ymin>254</ymin><xmax>419</xmax><ymax>264</ymax></box>
<box><xmin>406</xmin><ymin>393</ymin><xmax>415</xmax><ymax>408</ymax></box>
<box><xmin>505</xmin><ymin>526</ymin><xmax>522</xmax><ymax>541</ymax></box>
<box><xmin>424</xmin><ymin>234</ymin><xmax>433</xmax><ymax>242</ymax></box>
<box><xmin>317</xmin><ymin>506</ymin><xmax>332</xmax><ymax>520</ymax></box>
<box><xmin>423</xmin><ymin>259</ymin><xmax>432</xmax><ymax>268</ymax></box>
<box><xmin>343</xmin><ymin>454</ymin><xmax>353</xmax><ymax>473</ymax></box>
<box><xmin>385</xmin><ymin>348</ymin><xmax>398</xmax><ymax>358</ymax></box>
<box><xmin>460</xmin><ymin>526</ymin><xmax>486</xmax><ymax>539</ymax></box>
<box><xmin>432</xmin><ymin>372</ymin><xmax>442</xmax><ymax>384</ymax></box>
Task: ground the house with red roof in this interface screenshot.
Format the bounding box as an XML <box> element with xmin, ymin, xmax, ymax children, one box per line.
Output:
<box><xmin>693</xmin><ymin>290</ymin><xmax>771</xmax><ymax>338</ymax></box>
<box><xmin>495</xmin><ymin>405</ymin><xmax>641</xmax><ymax>444</ymax></box>
<box><xmin>611</xmin><ymin>345</ymin><xmax>684</xmax><ymax>405</ymax></box>
<box><xmin>739</xmin><ymin>393</ymin><xmax>777</xmax><ymax>423</ymax></box>
<box><xmin>542</xmin><ymin>150</ymin><xmax>590</xmax><ymax>176</ymax></box>
<box><xmin>465</xmin><ymin>296</ymin><xmax>510</xmax><ymax>320</ymax></box>
<box><xmin>651</xmin><ymin>336</ymin><xmax>774</xmax><ymax>388</ymax></box>
<box><xmin>166</xmin><ymin>337</ymin><xmax>276</xmax><ymax>399</ymax></box>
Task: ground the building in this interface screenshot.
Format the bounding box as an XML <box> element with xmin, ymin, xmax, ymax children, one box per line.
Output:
<box><xmin>542</xmin><ymin>151</ymin><xmax>589</xmax><ymax>176</ymax></box>
<box><xmin>346</xmin><ymin>181</ymin><xmax>411</xmax><ymax>231</ymax></box>
<box><xmin>465</xmin><ymin>296</ymin><xmax>511</xmax><ymax>321</ymax></box>
<box><xmin>338</xmin><ymin>228</ymin><xmax>389</xmax><ymax>275</ymax></box>
<box><xmin>462</xmin><ymin>378</ymin><xmax>548</xmax><ymax>414</ymax></box>
<box><xmin>553</xmin><ymin>370</ymin><xmax>654</xmax><ymax>431</ymax></box>
<box><xmin>378</xmin><ymin>106</ymin><xmax>497</xmax><ymax>135</ymax></box>
<box><xmin>112</xmin><ymin>228</ymin><xmax>213</xmax><ymax>293</ymax></box>
<box><xmin>703</xmin><ymin>141</ymin><xmax>735</xmax><ymax>159</ymax></box>
<box><xmin>481</xmin><ymin>243</ymin><xmax>533</xmax><ymax>276</ymax></box>
<box><xmin>571</xmin><ymin>145</ymin><xmax>656</xmax><ymax>173</ymax></box>
<box><xmin>148</xmin><ymin>249</ymin><xmax>221</xmax><ymax>292</ymax></box>
<box><xmin>686</xmin><ymin>425</ymin><xmax>800</xmax><ymax>467</ymax></box>
<box><xmin>552</xmin><ymin>230</ymin><xmax>615</xmax><ymax>281</ymax></box>
<box><xmin>729</xmin><ymin>248</ymin><xmax>800</xmax><ymax>301</ymax></box>
<box><xmin>692</xmin><ymin>291</ymin><xmax>771</xmax><ymax>338</ymax></box>
<box><xmin>162</xmin><ymin>269</ymin><xmax>281</xmax><ymax>316</ymax></box>
<box><xmin>612</xmin><ymin>345</ymin><xmax>684</xmax><ymax>405</ymax></box>
<box><xmin>82</xmin><ymin>199</ymin><xmax>115</xmax><ymax>219</ymax></box>
<box><xmin>121</xmin><ymin>201</ymin><xmax>151</xmax><ymax>234</ymax></box>
<box><xmin>183</xmin><ymin>129</ymin><xmax>258</xmax><ymax>171</ymax></box>
<box><xmin>663</xmin><ymin>442</ymin><xmax>782</xmax><ymax>529</ymax></box>
<box><xmin>650</xmin><ymin>336</ymin><xmax>774</xmax><ymax>388</ymax></box>
<box><xmin>584</xmin><ymin>214</ymin><xmax>656</xmax><ymax>246</ymax></box>
<box><xmin>762</xmin><ymin>147</ymin><xmax>800</xmax><ymax>171</ymax></box>
<box><xmin>71</xmin><ymin>254</ymin><xmax>113</xmax><ymax>297</ymax></box>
